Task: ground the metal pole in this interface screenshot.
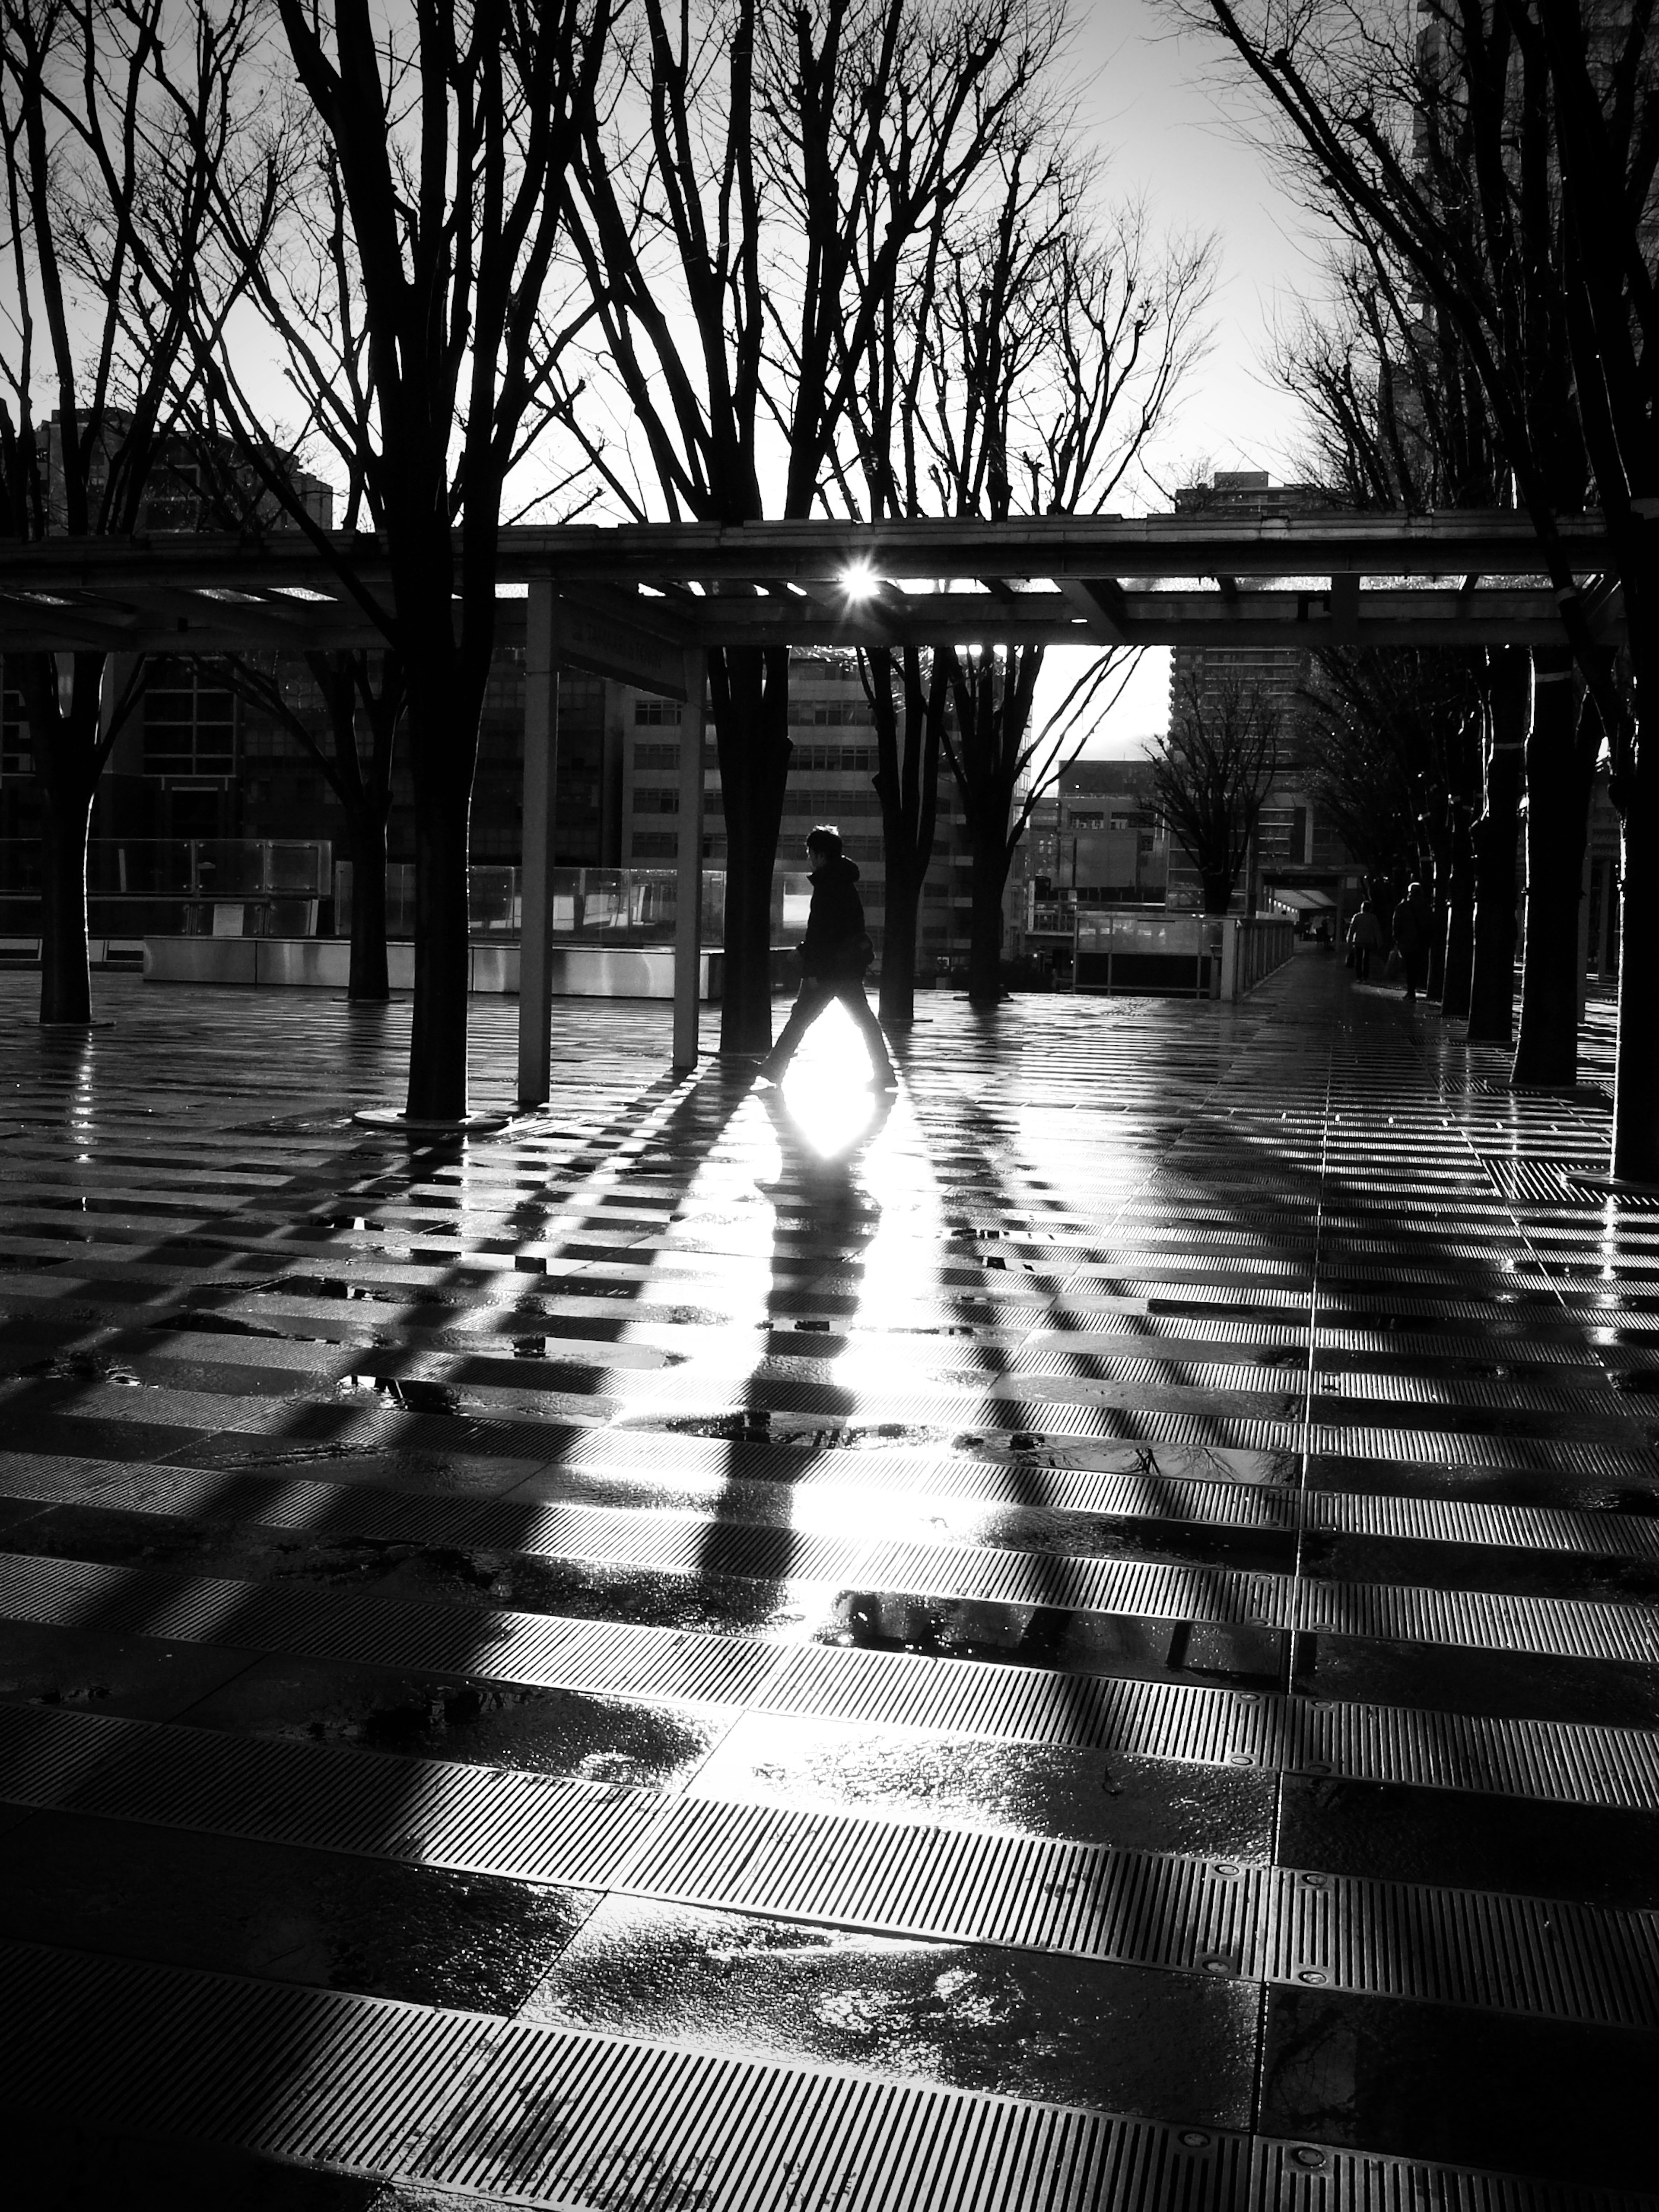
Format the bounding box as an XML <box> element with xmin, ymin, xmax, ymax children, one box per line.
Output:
<box><xmin>673</xmin><ymin>647</ymin><xmax>707</xmax><ymax>1070</ymax></box>
<box><xmin>517</xmin><ymin>580</ymin><xmax>558</xmax><ymax>1106</ymax></box>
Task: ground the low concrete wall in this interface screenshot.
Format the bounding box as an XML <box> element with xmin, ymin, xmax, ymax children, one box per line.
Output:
<box><xmin>143</xmin><ymin>935</ymin><xmax>722</xmax><ymax>998</ymax></box>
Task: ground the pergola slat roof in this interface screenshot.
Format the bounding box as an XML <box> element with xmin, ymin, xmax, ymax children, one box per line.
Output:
<box><xmin>0</xmin><ymin>511</ymin><xmax>1618</xmax><ymax>660</ymax></box>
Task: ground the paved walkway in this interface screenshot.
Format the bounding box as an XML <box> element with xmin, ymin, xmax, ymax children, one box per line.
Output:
<box><xmin>0</xmin><ymin>955</ymin><xmax>1651</xmax><ymax>2209</ymax></box>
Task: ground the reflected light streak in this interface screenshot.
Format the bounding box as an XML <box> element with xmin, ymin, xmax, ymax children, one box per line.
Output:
<box><xmin>775</xmin><ymin>999</ymin><xmax>879</xmax><ymax>1159</ymax></box>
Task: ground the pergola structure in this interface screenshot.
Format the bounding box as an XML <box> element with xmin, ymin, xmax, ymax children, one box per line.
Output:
<box><xmin>0</xmin><ymin>511</ymin><xmax>1621</xmax><ymax>1104</ymax></box>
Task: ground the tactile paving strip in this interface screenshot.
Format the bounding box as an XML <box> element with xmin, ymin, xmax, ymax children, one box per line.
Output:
<box><xmin>0</xmin><ymin>1940</ymin><xmax>1250</xmax><ymax>2211</ymax></box>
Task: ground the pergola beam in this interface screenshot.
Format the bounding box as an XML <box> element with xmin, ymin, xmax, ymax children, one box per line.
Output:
<box><xmin>0</xmin><ymin>512</ymin><xmax>1618</xmax><ymax>655</ymax></box>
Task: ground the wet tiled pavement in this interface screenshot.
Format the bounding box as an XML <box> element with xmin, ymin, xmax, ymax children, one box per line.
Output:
<box><xmin>0</xmin><ymin>958</ymin><xmax>1653</xmax><ymax>2207</ymax></box>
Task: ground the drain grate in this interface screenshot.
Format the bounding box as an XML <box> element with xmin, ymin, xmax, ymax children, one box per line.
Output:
<box><xmin>1263</xmin><ymin>1868</ymin><xmax>1659</xmax><ymax>2029</ymax></box>
<box><xmin>627</xmin><ymin>1794</ymin><xmax>1263</xmax><ymax>1970</ymax></box>
<box><xmin>1482</xmin><ymin>1154</ymin><xmax>1651</xmax><ymax>1208</ymax></box>
<box><xmin>9</xmin><ymin>1702</ymin><xmax>1659</xmax><ymax>2028</ymax></box>
<box><xmin>17</xmin><ymin>1447</ymin><xmax>1659</xmax><ymax>1573</ymax></box>
<box><xmin>1255</xmin><ymin>2136</ymin><xmax>1658</xmax><ymax>2212</ymax></box>
<box><xmin>0</xmin><ymin>1940</ymin><xmax>1249</xmax><ymax>2211</ymax></box>
<box><xmin>6</xmin><ymin>1549</ymin><xmax>1659</xmax><ymax>1811</ymax></box>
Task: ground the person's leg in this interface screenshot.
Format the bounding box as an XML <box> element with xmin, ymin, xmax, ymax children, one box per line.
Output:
<box><xmin>834</xmin><ymin>977</ymin><xmax>897</xmax><ymax>1082</ymax></box>
<box><xmin>758</xmin><ymin>977</ymin><xmax>833</xmax><ymax>1079</ymax></box>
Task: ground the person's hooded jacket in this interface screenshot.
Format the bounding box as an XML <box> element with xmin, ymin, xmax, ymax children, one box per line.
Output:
<box><xmin>798</xmin><ymin>854</ymin><xmax>871</xmax><ymax>979</ymax></box>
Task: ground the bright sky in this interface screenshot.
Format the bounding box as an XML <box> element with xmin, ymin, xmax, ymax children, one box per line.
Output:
<box><xmin>1035</xmin><ymin>0</ymin><xmax>1331</xmax><ymax>757</ymax></box>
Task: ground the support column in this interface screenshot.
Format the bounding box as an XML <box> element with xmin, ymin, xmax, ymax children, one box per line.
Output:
<box><xmin>1577</xmin><ymin>841</ymin><xmax>1593</xmax><ymax>1024</ymax></box>
<box><xmin>673</xmin><ymin>647</ymin><xmax>708</xmax><ymax>1070</ymax></box>
<box><xmin>517</xmin><ymin>581</ymin><xmax>558</xmax><ymax>1106</ymax></box>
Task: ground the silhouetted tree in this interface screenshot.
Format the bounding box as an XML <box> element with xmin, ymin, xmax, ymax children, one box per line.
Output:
<box><xmin>1153</xmin><ymin>668</ymin><xmax>1281</xmax><ymax>914</ymax></box>
<box><xmin>1185</xmin><ymin>0</ymin><xmax>1653</xmax><ymax>1159</ymax></box>
<box><xmin>901</xmin><ymin>175</ymin><xmax>1211</xmax><ymax>998</ymax></box>
<box><xmin>162</xmin><ymin>0</ymin><xmax>611</xmax><ymax>1117</ymax></box>
<box><xmin>556</xmin><ymin>0</ymin><xmax>1068</xmax><ymax>1050</ymax></box>
<box><xmin>0</xmin><ymin>0</ymin><xmax>260</xmax><ymax>1025</ymax></box>
<box><xmin>214</xmin><ymin>649</ymin><xmax>403</xmax><ymax>1000</ymax></box>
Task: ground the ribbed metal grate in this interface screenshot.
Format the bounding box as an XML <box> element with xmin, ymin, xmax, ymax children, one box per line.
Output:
<box><xmin>10</xmin><ymin>1701</ymin><xmax>1659</xmax><ymax>2030</ymax></box>
<box><xmin>1254</xmin><ymin>2135</ymin><xmax>1659</xmax><ymax>2211</ymax></box>
<box><xmin>0</xmin><ymin>1940</ymin><xmax>1251</xmax><ymax>2209</ymax></box>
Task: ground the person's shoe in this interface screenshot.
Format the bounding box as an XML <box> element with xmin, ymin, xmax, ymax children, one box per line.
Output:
<box><xmin>872</xmin><ymin>1070</ymin><xmax>900</xmax><ymax>1089</ymax></box>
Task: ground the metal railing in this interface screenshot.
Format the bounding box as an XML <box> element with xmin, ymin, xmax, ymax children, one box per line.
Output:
<box><xmin>1072</xmin><ymin>910</ymin><xmax>1296</xmax><ymax>1000</ymax></box>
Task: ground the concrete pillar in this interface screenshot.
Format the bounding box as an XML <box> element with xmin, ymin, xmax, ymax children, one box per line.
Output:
<box><xmin>673</xmin><ymin>648</ymin><xmax>707</xmax><ymax>1070</ymax></box>
<box><xmin>1576</xmin><ymin>839</ymin><xmax>1592</xmax><ymax>1023</ymax></box>
<box><xmin>517</xmin><ymin>581</ymin><xmax>558</xmax><ymax>1106</ymax></box>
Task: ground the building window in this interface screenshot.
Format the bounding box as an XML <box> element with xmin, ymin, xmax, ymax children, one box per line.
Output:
<box><xmin>143</xmin><ymin>658</ymin><xmax>235</xmax><ymax>776</ymax></box>
<box><xmin>634</xmin><ymin>742</ymin><xmax>680</xmax><ymax>770</ymax></box>
<box><xmin>788</xmin><ymin>700</ymin><xmax>873</xmax><ymax>727</ymax></box>
<box><xmin>633</xmin><ymin>829</ymin><xmax>678</xmax><ymax>858</ymax></box>
<box><xmin>634</xmin><ymin>700</ymin><xmax>683</xmax><ymax>725</ymax></box>
<box><xmin>790</xmin><ymin>744</ymin><xmax>878</xmax><ymax>771</ymax></box>
<box><xmin>1</xmin><ymin>677</ymin><xmax>30</xmax><ymax>777</ymax></box>
<box><xmin>632</xmin><ymin>786</ymin><xmax>679</xmax><ymax>814</ymax></box>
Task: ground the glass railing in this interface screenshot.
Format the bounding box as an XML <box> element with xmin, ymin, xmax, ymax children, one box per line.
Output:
<box><xmin>336</xmin><ymin>863</ymin><xmax>814</xmax><ymax>944</ymax></box>
<box><xmin>0</xmin><ymin>838</ymin><xmax>331</xmax><ymax>897</ymax></box>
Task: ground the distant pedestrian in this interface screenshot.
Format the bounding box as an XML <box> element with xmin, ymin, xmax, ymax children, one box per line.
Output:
<box><xmin>1392</xmin><ymin>881</ymin><xmax>1433</xmax><ymax>1003</ymax></box>
<box><xmin>1348</xmin><ymin>899</ymin><xmax>1386</xmax><ymax>981</ymax></box>
<box><xmin>757</xmin><ymin>826</ymin><xmax>897</xmax><ymax>1088</ymax></box>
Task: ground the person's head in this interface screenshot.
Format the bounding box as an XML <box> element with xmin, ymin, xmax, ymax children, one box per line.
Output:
<box><xmin>1407</xmin><ymin>879</ymin><xmax>1425</xmax><ymax>901</ymax></box>
<box><xmin>806</xmin><ymin>825</ymin><xmax>842</xmax><ymax>866</ymax></box>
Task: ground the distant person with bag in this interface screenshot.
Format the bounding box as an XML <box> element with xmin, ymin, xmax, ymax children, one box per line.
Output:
<box><xmin>757</xmin><ymin>825</ymin><xmax>897</xmax><ymax>1088</ymax></box>
<box><xmin>1348</xmin><ymin>898</ymin><xmax>1386</xmax><ymax>981</ymax></box>
<box><xmin>1392</xmin><ymin>880</ymin><xmax>1433</xmax><ymax>1003</ymax></box>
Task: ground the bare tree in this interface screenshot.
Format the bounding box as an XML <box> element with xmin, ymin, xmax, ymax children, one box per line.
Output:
<box><xmin>1184</xmin><ymin>0</ymin><xmax>1656</xmax><ymax>1162</ymax></box>
<box><xmin>0</xmin><ymin>0</ymin><xmax>261</xmax><ymax>1025</ymax></box>
<box><xmin>828</xmin><ymin>63</ymin><xmax>1062</xmax><ymax>1027</ymax></box>
<box><xmin>903</xmin><ymin>177</ymin><xmax>1211</xmax><ymax>997</ymax></box>
<box><xmin>857</xmin><ymin>645</ymin><xmax>950</xmax><ymax>1025</ymax></box>
<box><xmin>1274</xmin><ymin>250</ymin><xmax>1521</xmax><ymax>1036</ymax></box>
<box><xmin>213</xmin><ymin>649</ymin><xmax>403</xmax><ymax>1001</ymax></box>
<box><xmin>156</xmin><ymin>0</ymin><xmax>610</xmax><ymax>1117</ymax></box>
<box><xmin>1300</xmin><ymin>644</ymin><xmax>1486</xmax><ymax>1004</ymax></box>
<box><xmin>556</xmin><ymin>0</ymin><xmax>1063</xmax><ymax>1051</ymax></box>
<box><xmin>1153</xmin><ymin>669</ymin><xmax>1281</xmax><ymax>915</ymax></box>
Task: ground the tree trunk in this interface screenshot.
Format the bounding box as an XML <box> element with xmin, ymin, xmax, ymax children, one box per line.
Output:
<box><xmin>871</xmin><ymin>648</ymin><xmax>943</xmax><ymax>1032</ymax></box>
<box><xmin>1512</xmin><ymin>649</ymin><xmax>1593</xmax><ymax>1086</ymax></box>
<box><xmin>405</xmin><ymin>739</ymin><xmax>475</xmax><ymax>1120</ymax></box>
<box><xmin>1425</xmin><ymin>839</ymin><xmax>1450</xmax><ymax>1001</ymax></box>
<box><xmin>877</xmin><ymin>870</ymin><xmax>921</xmax><ymax>1027</ymax></box>
<box><xmin>714</xmin><ymin>647</ymin><xmax>791</xmax><ymax>1055</ymax></box>
<box><xmin>38</xmin><ymin>770</ymin><xmax>97</xmax><ymax>1026</ymax></box>
<box><xmin>21</xmin><ymin>652</ymin><xmax>106</xmax><ymax>1028</ymax></box>
<box><xmin>966</xmin><ymin>838</ymin><xmax>1009</xmax><ymax>1001</ymax></box>
<box><xmin>1200</xmin><ymin>873</ymin><xmax>1233</xmax><ymax>915</ymax></box>
<box><xmin>346</xmin><ymin>809</ymin><xmax>391</xmax><ymax>1003</ymax></box>
<box><xmin>1467</xmin><ymin>653</ymin><xmax>1526</xmax><ymax>1046</ymax></box>
<box><xmin>1612</xmin><ymin>751</ymin><xmax>1659</xmax><ymax>1180</ymax></box>
<box><xmin>1441</xmin><ymin>812</ymin><xmax>1475</xmax><ymax>1020</ymax></box>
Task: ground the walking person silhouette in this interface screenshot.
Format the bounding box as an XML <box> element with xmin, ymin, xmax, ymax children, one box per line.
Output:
<box><xmin>757</xmin><ymin>825</ymin><xmax>898</xmax><ymax>1088</ymax></box>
